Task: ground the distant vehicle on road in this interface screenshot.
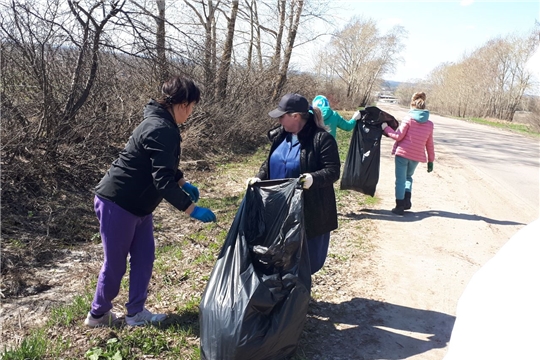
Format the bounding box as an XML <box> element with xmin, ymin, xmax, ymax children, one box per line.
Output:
<box><xmin>378</xmin><ymin>94</ymin><xmax>398</xmax><ymax>103</ymax></box>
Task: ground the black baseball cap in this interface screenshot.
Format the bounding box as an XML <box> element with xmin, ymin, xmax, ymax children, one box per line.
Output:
<box><xmin>268</xmin><ymin>93</ymin><xmax>309</xmax><ymax>118</ymax></box>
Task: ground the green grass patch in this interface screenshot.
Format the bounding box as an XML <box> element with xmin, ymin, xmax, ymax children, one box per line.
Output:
<box><xmin>465</xmin><ymin>117</ymin><xmax>540</xmax><ymax>137</ymax></box>
<box><xmin>3</xmin><ymin>114</ymin><xmax>377</xmax><ymax>360</ymax></box>
<box><xmin>156</xmin><ymin>244</ymin><xmax>184</xmax><ymax>259</ymax></box>
<box><xmin>47</xmin><ymin>294</ymin><xmax>92</xmax><ymax>327</ymax></box>
<box><xmin>361</xmin><ymin>195</ymin><xmax>378</xmax><ymax>207</ymax></box>
<box><xmin>328</xmin><ymin>253</ymin><xmax>349</xmax><ymax>262</ymax></box>
<box><xmin>4</xmin><ymin>238</ymin><xmax>28</xmax><ymax>248</ymax></box>
<box><xmin>1</xmin><ymin>328</ymin><xmax>69</xmax><ymax>360</ymax></box>
<box><xmin>2</xmin><ymin>329</ymin><xmax>49</xmax><ymax>360</ymax></box>
<box><xmin>197</xmin><ymin>195</ymin><xmax>243</xmax><ymax>227</ymax></box>
<box><xmin>174</xmin><ymin>296</ymin><xmax>201</xmax><ymax>315</ymax></box>
<box><xmin>335</xmin><ymin>117</ymin><xmax>355</xmax><ymax>161</ymax></box>
<box><xmin>193</xmin><ymin>251</ymin><xmax>214</xmax><ymax>265</ymax></box>
<box><xmin>84</xmin><ymin>328</ymin><xmax>184</xmax><ymax>360</ymax></box>
<box><xmin>216</xmin><ymin>146</ymin><xmax>270</xmax><ymax>172</ymax></box>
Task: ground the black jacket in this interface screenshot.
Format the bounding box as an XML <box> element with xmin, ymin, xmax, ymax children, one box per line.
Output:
<box><xmin>257</xmin><ymin>120</ymin><xmax>340</xmax><ymax>239</ymax></box>
<box><xmin>95</xmin><ymin>100</ymin><xmax>192</xmax><ymax>216</ymax></box>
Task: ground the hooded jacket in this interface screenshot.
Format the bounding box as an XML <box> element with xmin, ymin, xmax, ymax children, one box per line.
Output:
<box><xmin>383</xmin><ymin>109</ymin><xmax>435</xmax><ymax>163</ymax></box>
<box><xmin>95</xmin><ymin>99</ymin><xmax>192</xmax><ymax>216</ymax></box>
<box><xmin>256</xmin><ymin>119</ymin><xmax>341</xmax><ymax>239</ymax></box>
<box><xmin>312</xmin><ymin>95</ymin><xmax>356</xmax><ymax>138</ymax></box>
<box><xmin>320</xmin><ymin>107</ymin><xmax>357</xmax><ymax>138</ymax></box>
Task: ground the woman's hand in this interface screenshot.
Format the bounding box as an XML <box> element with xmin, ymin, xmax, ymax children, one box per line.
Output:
<box><xmin>186</xmin><ymin>203</ymin><xmax>216</xmax><ymax>222</ymax></box>
<box><xmin>299</xmin><ymin>173</ymin><xmax>313</xmax><ymax>189</ymax></box>
<box><xmin>246</xmin><ymin>177</ymin><xmax>261</xmax><ymax>186</ymax></box>
<box><xmin>181</xmin><ymin>182</ymin><xmax>200</xmax><ymax>202</ymax></box>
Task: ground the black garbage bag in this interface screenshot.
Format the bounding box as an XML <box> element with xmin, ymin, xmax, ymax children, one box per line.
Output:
<box><xmin>199</xmin><ymin>178</ymin><xmax>311</xmax><ymax>360</ymax></box>
<box><xmin>361</xmin><ymin>106</ymin><xmax>399</xmax><ymax>132</ymax></box>
<box><xmin>340</xmin><ymin>106</ymin><xmax>398</xmax><ymax>196</ymax></box>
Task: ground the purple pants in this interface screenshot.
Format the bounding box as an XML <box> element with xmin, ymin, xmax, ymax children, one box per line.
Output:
<box><xmin>307</xmin><ymin>232</ymin><xmax>330</xmax><ymax>274</ymax></box>
<box><xmin>91</xmin><ymin>195</ymin><xmax>155</xmax><ymax>316</ymax></box>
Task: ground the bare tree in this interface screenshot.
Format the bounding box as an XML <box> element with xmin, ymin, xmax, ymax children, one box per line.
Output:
<box><xmin>155</xmin><ymin>0</ymin><xmax>168</xmax><ymax>82</ymax></box>
<box><xmin>328</xmin><ymin>18</ymin><xmax>377</xmax><ymax>101</ymax></box>
<box><xmin>356</xmin><ymin>25</ymin><xmax>407</xmax><ymax>107</ymax></box>
<box><xmin>215</xmin><ymin>0</ymin><xmax>239</xmax><ymax>99</ymax></box>
<box><xmin>244</xmin><ymin>0</ymin><xmax>264</xmax><ymax>71</ymax></box>
<box><xmin>271</xmin><ymin>0</ymin><xmax>304</xmax><ymax>100</ymax></box>
<box><xmin>426</xmin><ymin>25</ymin><xmax>539</xmax><ymax>121</ymax></box>
<box><xmin>270</xmin><ymin>0</ymin><xmax>286</xmax><ymax>75</ymax></box>
<box><xmin>0</xmin><ymin>0</ymin><xmax>126</xmax><ymax>148</ymax></box>
<box><xmin>323</xmin><ymin>17</ymin><xmax>406</xmax><ymax>107</ymax></box>
<box><xmin>184</xmin><ymin>0</ymin><xmax>220</xmax><ymax>90</ymax></box>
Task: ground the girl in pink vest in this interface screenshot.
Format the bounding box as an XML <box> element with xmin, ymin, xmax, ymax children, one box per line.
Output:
<box><xmin>382</xmin><ymin>92</ymin><xmax>435</xmax><ymax>215</ymax></box>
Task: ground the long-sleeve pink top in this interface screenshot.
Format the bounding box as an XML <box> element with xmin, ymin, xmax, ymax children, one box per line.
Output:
<box><xmin>383</xmin><ymin>110</ymin><xmax>435</xmax><ymax>163</ymax></box>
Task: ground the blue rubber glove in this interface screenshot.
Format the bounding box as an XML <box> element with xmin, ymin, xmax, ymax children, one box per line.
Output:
<box><xmin>181</xmin><ymin>182</ymin><xmax>199</xmax><ymax>203</ymax></box>
<box><xmin>190</xmin><ymin>206</ymin><xmax>216</xmax><ymax>223</ymax></box>
<box><xmin>427</xmin><ymin>162</ymin><xmax>433</xmax><ymax>173</ymax></box>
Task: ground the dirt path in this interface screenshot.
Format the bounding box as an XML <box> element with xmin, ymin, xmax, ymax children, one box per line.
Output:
<box><xmin>302</xmin><ymin>107</ymin><xmax>534</xmax><ymax>359</ymax></box>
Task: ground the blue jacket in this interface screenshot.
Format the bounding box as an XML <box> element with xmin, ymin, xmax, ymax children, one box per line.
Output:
<box><xmin>256</xmin><ymin>120</ymin><xmax>340</xmax><ymax>239</ymax></box>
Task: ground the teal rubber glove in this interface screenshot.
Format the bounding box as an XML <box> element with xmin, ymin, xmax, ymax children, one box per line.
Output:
<box><xmin>190</xmin><ymin>206</ymin><xmax>216</xmax><ymax>223</ymax></box>
<box><xmin>182</xmin><ymin>182</ymin><xmax>199</xmax><ymax>203</ymax></box>
<box><xmin>427</xmin><ymin>162</ymin><xmax>433</xmax><ymax>173</ymax></box>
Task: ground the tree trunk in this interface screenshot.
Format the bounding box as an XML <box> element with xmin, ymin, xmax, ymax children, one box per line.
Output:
<box><xmin>62</xmin><ymin>1</ymin><xmax>124</xmax><ymax>125</ymax></box>
<box><xmin>204</xmin><ymin>0</ymin><xmax>216</xmax><ymax>90</ymax></box>
<box><xmin>246</xmin><ymin>0</ymin><xmax>254</xmax><ymax>72</ymax></box>
<box><xmin>254</xmin><ymin>0</ymin><xmax>263</xmax><ymax>70</ymax></box>
<box><xmin>156</xmin><ymin>0</ymin><xmax>168</xmax><ymax>84</ymax></box>
<box><xmin>270</xmin><ymin>0</ymin><xmax>286</xmax><ymax>75</ymax></box>
<box><xmin>215</xmin><ymin>0</ymin><xmax>239</xmax><ymax>100</ymax></box>
<box><xmin>184</xmin><ymin>0</ymin><xmax>217</xmax><ymax>90</ymax></box>
<box><xmin>272</xmin><ymin>0</ymin><xmax>303</xmax><ymax>101</ymax></box>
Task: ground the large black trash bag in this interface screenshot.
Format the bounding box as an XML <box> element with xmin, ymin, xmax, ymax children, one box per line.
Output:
<box><xmin>362</xmin><ymin>106</ymin><xmax>399</xmax><ymax>132</ymax></box>
<box><xmin>340</xmin><ymin>106</ymin><xmax>398</xmax><ymax>196</ymax></box>
<box><xmin>199</xmin><ymin>178</ymin><xmax>312</xmax><ymax>360</ymax></box>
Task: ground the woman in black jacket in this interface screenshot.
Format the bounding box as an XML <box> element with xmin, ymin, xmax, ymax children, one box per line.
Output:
<box><xmin>248</xmin><ymin>93</ymin><xmax>341</xmax><ymax>274</ymax></box>
<box><xmin>85</xmin><ymin>76</ymin><xmax>216</xmax><ymax>328</ymax></box>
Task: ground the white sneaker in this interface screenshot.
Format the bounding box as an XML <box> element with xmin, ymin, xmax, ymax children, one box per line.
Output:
<box><xmin>125</xmin><ymin>308</ymin><xmax>167</xmax><ymax>326</ymax></box>
<box><xmin>84</xmin><ymin>311</ymin><xmax>118</xmax><ymax>328</ymax></box>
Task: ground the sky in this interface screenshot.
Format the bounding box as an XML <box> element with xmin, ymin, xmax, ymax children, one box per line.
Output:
<box><xmin>300</xmin><ymin>1</ymin><xmax>540</xmax><ymax>83</ymax></box>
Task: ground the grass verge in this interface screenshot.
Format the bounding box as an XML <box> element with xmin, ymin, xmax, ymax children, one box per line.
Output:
<box><xmin>465</xmin><ymin>116</ymin><xmax>540</xmax><ymax>138</ymax></box>
<box><xmin>1</xmin><ymin>114</ymin><xmax>375</xmax><ymax>360</ymax></box>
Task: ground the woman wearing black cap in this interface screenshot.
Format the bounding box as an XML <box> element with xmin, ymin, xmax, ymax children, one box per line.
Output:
<box><xmin>247</xmin><ymin>93</ymin><xmax>341</xmax><ymax>274</ymax></box>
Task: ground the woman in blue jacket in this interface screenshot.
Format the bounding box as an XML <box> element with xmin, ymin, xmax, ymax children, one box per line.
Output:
<box><xmin>248</xmin><ymin>93</ymin><xmax>341</xmax><ymax>274</ymax></box>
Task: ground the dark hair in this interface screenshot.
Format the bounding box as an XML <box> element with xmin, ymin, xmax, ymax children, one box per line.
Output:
<box><xmin>159</xmin><ymin>76</ymin><xmax>201</xmax><ymax>106</ymax></box>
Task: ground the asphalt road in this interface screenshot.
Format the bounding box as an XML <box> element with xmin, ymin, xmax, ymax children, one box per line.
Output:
<box><xmin>377</xmin><ymin>103</ymin><xmax>540</xmax><ymax>224</ymax></box>
<box><xmin>321</xmin><ymin>102</ymin><xmax>540</xmax><ymax>360</ymax></box>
